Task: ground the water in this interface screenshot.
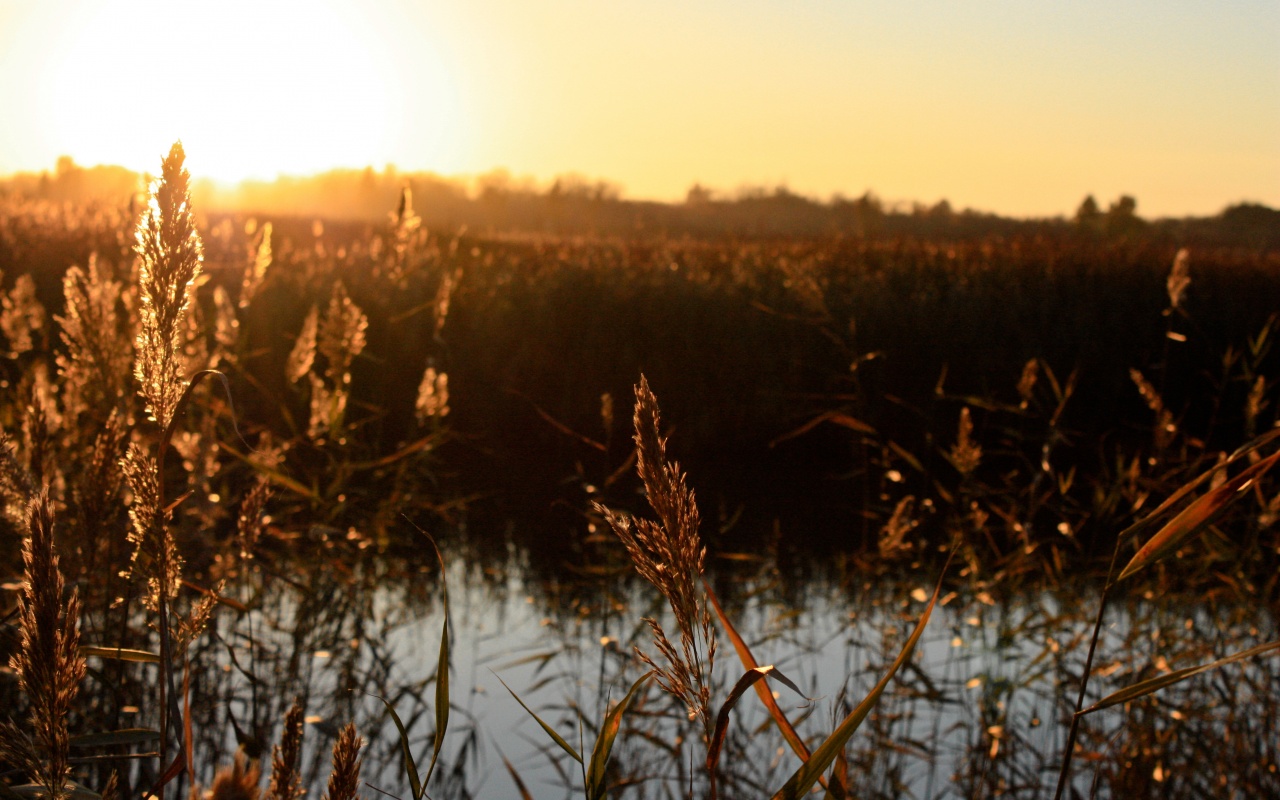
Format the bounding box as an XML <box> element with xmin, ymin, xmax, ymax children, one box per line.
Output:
<box><xmin>177</xmin><ymin>530</ymin><xmax>1280</xmax><ymax>800</ymax></box>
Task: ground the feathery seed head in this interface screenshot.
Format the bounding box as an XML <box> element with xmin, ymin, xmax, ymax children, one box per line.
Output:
<box><xmin>133</xmin><ymin>141</ymin><xmax>204</xmax><ymax>428</ymax></box>
<box><xmin>599</xmin><ymin>376</ymin><xmax>716</xmax><ymax>737</ymax></box>
<box><xmin>1167</xmin><ymin>248</ymin><xmax>1191</xmax><ymax>310</ymax></box>
<box><xmin>322</xmin><ymin>723</ymin><xmax>364</xmax><ymax>800</ymax></box>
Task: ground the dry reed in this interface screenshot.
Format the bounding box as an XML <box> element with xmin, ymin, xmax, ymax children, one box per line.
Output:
<box><xmin>133</xmin><ymin>141</ymin><xmax>203</xmax><ymax>430</ymax></box>
<box><xmin>322</xmin><ymin>723</ymin><xmax>364</xmax><ymax>800</ymax></box>
<box><xmin>949</xmin><ymin>406</ymin><xmax>982</xmax><ymax>476</ymax></box>
<box><xmin>598</xmin><ymin>376</ymin><xmax>717</xmax><ymax>739</ymax></box>
<box><xmin>56</xmin><ymin>253</ymin><xmax>132</xmax><ymax>420</ymax></box>
<box><xmin>414</xmin><ymin>366</ymin><xmax>450</xmax><ymax>422</ymax></box>
<box><xmin>1</xmin><ymin>273</ymin><xmax>47</xmax><ymax>356</ymax></box>
<box><xmin>240</xmin><ymin>221</ymin><xmax>273</xmax><ymax>310</ymax></box>
<box><xmin>0</xmin><ymin>491</ymin><xmax>86</xmax><ymax>800</ymax></box>
<box><xmin>264</xmin><ymin>699</ymin><xmax>305</xmax><ymax>800</ymax></box>
<box><xmin>210</xmin><ymin>751</ymin><xmax>262</xmax><ymax>800</ymax></box>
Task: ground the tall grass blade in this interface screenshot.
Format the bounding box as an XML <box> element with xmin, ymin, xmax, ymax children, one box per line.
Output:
<box><xmin>80</xmin><ymin>646</ymin><xmax>161</xmax><ymax>664</ymax></box>
<box><xmin>585</xmin><ymin>670</ymin><xmax>653</xmax><ymax>800</ymax></box>
<box><xmin>417</xmin><ymin>527</ymin><xmax>451</xmax><ymax>789</ymax></box>
<box><xmin>1080</xmin><ymin>639</ymin><xmax>1280</xmax><ymax>715</ymax></box>
<box><xmin>1114</xmin><ymin>427</ymin><xmax>1280</xmax><ymax>547</ymax></box>
<box><xmin>1117</xmin><ymin>449</ymin><xmax>1280</xmax><ymax>582</ymax></box>
<box><xmin>770</xmin><ymin>565</ymin><xmax>947</xmax><ymax>800</ymax></box>
<box><xmin>495</xmin><ymin>675</ymin><xmax>583</xmax><ymax>764</ymax></box>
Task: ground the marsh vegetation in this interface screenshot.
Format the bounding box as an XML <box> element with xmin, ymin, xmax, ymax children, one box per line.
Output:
<box><xmin>0</xmin><ymin>146</ymin><xmax>1277</xmax><ymax>798</ymax></box>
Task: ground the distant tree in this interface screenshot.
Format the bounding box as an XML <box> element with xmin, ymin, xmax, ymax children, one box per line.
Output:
<box><xmin>1106</xmin><ymin>194</ymin><xmax>1143</xmax><ymax>235</ymax></box>
<box><xmin>1219</xmin><ymin>202</ymin><xmax>1280</xmax><ymax>248</ymax></box>
<box><xmin>685</xmin><ymin>184</ymin><xmax>714</xmax><ymax>206</ymax></box>
<box><xmin>834</xmin><ymin>191</ymin><xmax>884</xmax><ymax>237</ymax></box>
<box><xmin>1075</xmin><ymin>194</ymin><xmax>1100</xmax><ymax>222</ymax></box>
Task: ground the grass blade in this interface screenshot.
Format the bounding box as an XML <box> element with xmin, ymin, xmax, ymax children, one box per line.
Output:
<box><xmin>586</xmin><ymin>670</ymin><xmax>653</xmax><ymax>800</ymax></box>
<box><xmin>418</xmin><ymin>528</ymin><xmax>451</xmax><ymax>790</ymax></box>
<box><xmin>371</xmin><ymin>693</ymin><xmax>422</xmax><ymax>800</ymax></box>
<box><xmin>1117</xmin><ymin>449</ymin><xmax>1280</xmax><ymax>582</ymax></box>
<box><xmin>1081</xmin><ymin>639</ymin><xmax>1280</xmax><ymax>715</ymax></box>
<box><xmin>1113</xmin><ymin>428</ymin><xmax>1280</xmax><ymax>549</ymax></box>
<box><xmin>770</xmin><ymin>562</ymin><xmax>948</xmax><ymax>800</ymax></box>
<box><xmin>80</xmin><ymin>647</ymin><xmax>161</xmax><ymax>664</ymax></box>
<box><xmin>496</xmin><ymin>675</ymin><xmax>582</xmax><ymax>764</ymax></box>
<box><xmin>705</xmin><ymin>580</ymin><xmax>813</xmax><ymax>765</ymax></box>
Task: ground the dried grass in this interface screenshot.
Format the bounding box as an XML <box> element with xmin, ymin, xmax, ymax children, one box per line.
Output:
<box><xmin>598</xmin><ymin>376</ymin><xmax>717</xmax><ymax>739</ymax></box>
<box><xmin>133</xmin><ymin>141</ymin><xmax>203</xmax><ymax>429</ymax></box>
<box><xmin>264</xmin><ymin>699</ymin><xmax>305</xmax><ymax>800</ymax></box>
<box><xmin>0</xmin><ymin>491</ymin><xmax>86</xmax><ymax>800</ymax></box>
<box><xmin>322</xmin><ymin>723</ymin><xmax>364</xmax><ymax>800</ymax></box>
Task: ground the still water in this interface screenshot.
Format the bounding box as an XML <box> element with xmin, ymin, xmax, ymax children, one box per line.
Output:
<box><xmin>181</xmin><ymin>523</ymin><xmax>1279</xmax><ymax>800</ymax></box>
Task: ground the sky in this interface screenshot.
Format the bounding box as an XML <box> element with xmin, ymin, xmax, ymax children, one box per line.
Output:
<box><xmin>0</xmin><ymin>0</ymin><xmax>1277</xmax><ymax>218</ymax></box>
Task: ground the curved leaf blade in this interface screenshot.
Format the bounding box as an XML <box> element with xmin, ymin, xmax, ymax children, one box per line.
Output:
<box><xmin>705</xmin><ymin>580</ymin><xmax>813</xmax><ymax>766</ymax></box>
<box><xmin>370</xmin><ymin>693</ymin><xmax>422</xmax><ymax>800</ymax></box>
<box><xmin>707</xmin><ymin>665</ymin><xmax>803</xmax><ymax>778</ymax></box>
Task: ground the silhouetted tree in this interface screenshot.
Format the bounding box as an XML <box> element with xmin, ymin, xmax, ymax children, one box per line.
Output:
<box><xmin>1106</xmin><ymin>194</ymin><xmax>1143</xmax><ymax>235</ymax></box>
<box><xmin>1074</xmin><ymin>194</ymin><xmax>1103</xmax><ymax>234</ymax></box>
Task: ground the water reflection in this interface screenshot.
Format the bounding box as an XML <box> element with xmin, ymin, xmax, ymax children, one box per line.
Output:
<box><xmin>172</xmin><ymin>527</ymin><xmax>1279</xmax><ymax>800</ymax></box>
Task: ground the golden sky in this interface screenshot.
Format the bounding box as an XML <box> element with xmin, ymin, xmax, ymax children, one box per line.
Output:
<box><xmin>1</xmin><ymin>0</ymin><xmax>1277</xmax><ymax>217</ymax></box>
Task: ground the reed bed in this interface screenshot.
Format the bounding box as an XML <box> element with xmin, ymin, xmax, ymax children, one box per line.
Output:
<box><xmin>0</xmin><ymin>144</ymin><xmax>1276</xmax><ymax>798</ymax></box>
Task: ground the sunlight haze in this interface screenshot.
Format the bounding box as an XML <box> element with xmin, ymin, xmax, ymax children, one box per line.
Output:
<box><xmin>1</xmin><ymin>0</ymin><xmax>1277</xmax><ymax>217</ymax></box>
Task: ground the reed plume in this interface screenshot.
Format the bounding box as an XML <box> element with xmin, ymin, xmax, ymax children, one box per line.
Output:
<box><xmin>1131</xmin><ymin>368</ymin><xmax>1177</xmax><ymax>452</ymax></box>
<box><xmin>240</xmin><ymin>221</ymin><xmax>273</xmax><ymax>310</ymax></box>
<box><xmin>1</xmin><ymin>273</ymin><xmax>47</xmax><ymax>356</ymax></box>
<box><xmin>414</xmin><ymin>365</ymin><xmax>450</xmax><ymax>422</ymax></box>
<box><xmin>210</xmin><ymin>751</ymin><xmax>261</xmax><ymax>800</ymax></box>
<box><xmin>133</xmin><ymin>141</ymin><xmax>203</xmax><ymax>430</ymax></box>
<box><xmin>1016</xmin><ymin>358</ymin><xmax>1038</xmax><ymax>410</ymax></box>
<box><xmin>236</xmin><ymin>477</ymin><xmax>273</xmax><ymax>562</ymax></box>
<box><xmin>388</xmin><ymin>185</ymin><xmax>421</xmax><ymax>284</ymax></box>
<box><xmin>99</xmin><ymin>771</ymin><xmax>119</xmax><ymax>800</ymax></box>
<box><xmin>1166</xmin><ymin>248</ymin><xmax>1190</xmax><ymax>311</ymax></box>
<box><xmin>120</xmin><ymin>441</ymin><xmax>180</xmax><ymax>609</ymax></box>
<box><xmin>56</xmin><ymin>253</ymin><xmax>133</xmax><ymax>421</ymax></box>
<box><xmin>285</xmin><ymin>307</ymin><xmax>319</xmax><ymax>385</ymax></box>
<box><xmin>0</xmin><ymin>430</ymin><xmax>33</xmax><ymax>525</ymax></box>
<box><xmin>0</xmin><ymin>491</ymin><xmax>86</xmax><ymax>800</ymax></box>
<box><xmin>264</xmin><ymin>699</ymin><xmax>305</xmax><ymax>800</ymax></box>
<box><xmin>213</xmin><ymin>284</ymin><xmax>239</xmax><ymax>366</ymax></box>
<box><xmin>949</xmin><ymin>406</ymin><xmax>982</xmax><ymax>476</ymax></box>
<box><xmin>308</xmin><ymin>282</ymin><xmax>368</xmax><ymax>438</ymax></box>
<box><xmin>598</xmin><ymin>376</ymin><xmax>716</xmax><ymax>739</ymax></box>
<box><xmin>321</xmin><ymin>723</ymin><xmax>364</xmax><ymax>800</ymax></box>
<box><xmin>318</xmin><ymin>282</ymin><xmax>368</xmax><ymax>387</ymax></box>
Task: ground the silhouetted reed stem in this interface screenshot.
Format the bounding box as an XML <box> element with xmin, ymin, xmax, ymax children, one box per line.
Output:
<box><xmin>1052</xmin><ymin>534</ymin><xmax>1124</xmax><ymax>800</ymax></box>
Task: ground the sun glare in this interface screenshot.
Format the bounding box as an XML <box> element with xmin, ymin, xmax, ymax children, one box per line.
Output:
<box><xmin>38</xmin><ymin>0</ymin><xmax>456</xmax><ymax>183</ymax></box>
